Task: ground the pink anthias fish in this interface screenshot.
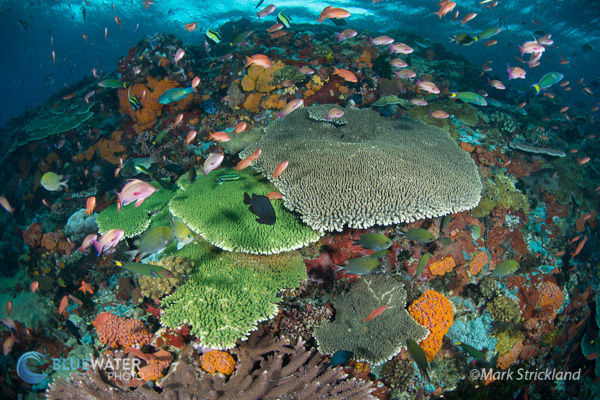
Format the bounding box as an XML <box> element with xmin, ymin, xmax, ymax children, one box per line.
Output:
<box><xmin>335</xmin><ymin>29</ymin><xmax>358</xmax><ymax>42</ymax></box>
<box><xmin>326</xmin><ymin>108</ymin><xmax>345</xmax><ymax>120</ymax></box>
<box><xmin>537</xmin><ymin>34</ymin><xmax>553</xmax><ymax>46</ymax></box>
<box><xmin>394</xmin><ymin>69</ymin><xmax>416</xmax><ymax>79</ymax></box>
<box><xmin>370</xmin><ymin>36</ymin><xmax>394</xmax><ymax>45</ymax></box>
<box><xmin>416</xmin><ymin>80</ymin><xmax>440</xmax><ymax>94</ymax></box>
<box><xmin>519</xmin><ymin>40</ymin><xmax>545</xmax><ymax>55</ymax></box>
<box><xmin>91</xmin><ymin>228</ymin><xmax>125</xmax><ymax>256</ymax></box>
<box><xmin>257</xmin><ymin>4</ymin><xmax>276</xmax><ymax>19</ymax></box>
<box><xmin>507</xmin><ymin>64</ymin><xmax>526</xmax><ymax>80</ymax></box>
<box><xmin>116</xmin><ymin>179</ymin><xmax>157</xmax><ymax>212</ymax></box>
<box><xmin>390</xmin><ymin>58</ymin><xmax>408</xmax><ymax>68</ymax></box>
<box><xmin>488</xmin><ymin>79</ymin><xmax>505</xmax><ymax>90</ymax></box>
<box><xmin>298</xmin><ymin>66</ymin><xmax>315</xmax><ymax>75</ymax></box>
<box><xmin>78</xmin><ymin>233</ymin><xmax>98</xmax><ymax>253</ymax></box>
<box><xmin>174</xmin><ymin>48</ymin><xmax>185</xmax><ymax>64</ymax></box>
<box><xmin>277</xmin><ymin>99</ymin><xmax>304</xmax><ymax>120</ymax></box>
<box><xmin>203</xmin><ymin>152</ymin><xmax>224</xmax><ymax>176</ymax></box>
<box><xmin>410</xmin><ymin>98</ymin><xmax>428</xmax><ymax>106</ymax></box>
<box><xmin>389</xmin><ymin>43</ymin><xmax>414</xmax><ymax>54</ymax></box>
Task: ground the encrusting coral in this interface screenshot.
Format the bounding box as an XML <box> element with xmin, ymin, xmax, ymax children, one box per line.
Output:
<box><xmin>46</xmin><ymin>326</ymin><xmax>375</xmax><ymax>399</ymax></box>
<box><xmin>168</xmin><ymin>168</ymin><xmax>321</xmax><ymax>254</ymax></box>
<box><xmin>160</xmin><ymin>241</ymin><xmax>306</xmax><ymax>349</ymax></box>
<box><xmin>314</xmin><ymin>275</ymin><xmax>429</xmax><ymax>365</ymax></box>
<box><xmin>239</xmin><ymin>106</ymin><xmax>482</xmax><ymax>231</ymax></box>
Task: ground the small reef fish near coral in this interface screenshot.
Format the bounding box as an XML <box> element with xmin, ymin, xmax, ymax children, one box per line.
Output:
<box><xmin>0</xmin><ymin>0</ymin><xmax>599</xmax><ymax>399</ymax></box>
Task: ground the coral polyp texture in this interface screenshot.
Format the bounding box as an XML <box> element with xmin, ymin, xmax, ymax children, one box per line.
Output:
<box><xmin>160</xmin><ymin>241</ymin><xmax>306</xmax><ymax>349</ymax></box>
<box><xmin>168</xmin><ymin>168</ymin><xmax>321</xmax><ymax>254</ymax></box>
<box><xmin>313</xmin><ymin>275</ymin><xmax>429</xmax><ymax>365</ymax></box>
<box><xmin>239</xmin><ymin>106</ymin><xmax>482</xmax><ymax>232</ymax></box>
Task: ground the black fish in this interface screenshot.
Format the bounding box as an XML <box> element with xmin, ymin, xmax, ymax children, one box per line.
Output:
<box><xmin>255</xmin><ymin>0</ymin><xmax>264</xmax><ymax>9</ymax></box>
<box><xmin>244</xmin><ymin>192</ymin><xmax>276</xmax><ymax>225</ymax></box>
<box><xmin>66</xmin><ymin>320</ymin><xmax>82</xmax><ymax>345</ymax></box>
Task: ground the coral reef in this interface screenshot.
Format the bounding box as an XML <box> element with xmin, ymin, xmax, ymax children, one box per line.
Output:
<box><xmin>47</xmin><ymin>327</ymin><xmax>375</xmax><ymax>399</ymax></box>
<box><xmin>200</xmin><ymin>350</ymin><xmax>236</xmax><ymax>375</ymax></box>
<box><xmin>168</xmin><ymin>168</ymin><xmax>321</xmax><ymax>254</ymax></box>
<box><xmin>408</xmin><ymin>290</ymin><xmax>454</xmax><ymax>362</ymax></box>
<box><xmin>137</xmin><ymin>256</ymin><xmax>193</xmax><ymax>300</ymax></box>
<box><xmin>92</xmin><ymin>312</ymin><xmax>153</xmax><ymax>348</ymax></box>
<box><xmin>96</xmin><ymin>182</ymin><xmax>175</xmax><ymax>238</ymax></box>
<box><xmin>472</xmin><ymin>172</ymin><xmax>529</xmax><ymax>218</ymax></box>
<box><xmin>239</xmin><ymin>106</ymin><xmax>482</xmax><ymax>231</ymax></box>
<box><xmin>314</xmin><ymin>275</ymin><xmax>428</xmax><ymax>364</ymax></box>
<box><xmin>161</xmin><ymin>242</ymin><xmax>306</xmax><ymax>348</ymax></box>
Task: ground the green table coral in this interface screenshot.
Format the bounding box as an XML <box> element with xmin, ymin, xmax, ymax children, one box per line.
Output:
<box><xmin>96</xmin><ymin>182</ymin><xmax>176</xmax><ymax>238</ymax></box>
<box><xmin>168</xmin><ymin>168</ymin><xmax>321</xmax><ymax>254</ymax></box>
<box><xmin>160</xmin><ymin>241</ymin><xmax>306</xmax><ymax>349</ymax></box>
<box><xmin>314</xmin><ymin>275</ymin><xmax>429</xmax><ymax>365</ymax></box>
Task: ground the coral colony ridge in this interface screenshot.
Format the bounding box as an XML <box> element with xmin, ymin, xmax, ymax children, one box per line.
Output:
<box><xmin>0</xmin><ymin>0</ymin><xmax>599</xmax><ymax>399</ymax></box>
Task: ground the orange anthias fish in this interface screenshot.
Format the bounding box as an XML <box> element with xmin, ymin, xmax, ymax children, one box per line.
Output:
<box><xmin>185</xmin><ymin>130</ymin><xmax>197</xmax><ymax>147</ymax></box>
<box><xmin>333</xmin><ymin>67</ymin><xmax>357</xmax><ymax>82</ymax></box>
<box><xmin>317</xmin><ymin>6</ymin><xmax>351</xmax><ymax>23</ymax></box>
<box><xmin>209</xmin><ymin>131</ymin><xmax>231</xmax><ymax>142</ymax></box>
<box><xmin>571</xmin><ymin>235</ymin><xmax>587</xmax><ymax>258</ymax></box>
<box><xmin>85</xmin><ymin>196</ymin><xmax>96</xmax><ymax>216</ymax></box>
<box><xmin>115</xmin><ymin>16</ymin><xmax>122</xmax><ymax>30</ymax></box>
<box><xmin>58</xmin><ymin>295</ymin><xmax>69</xmax><ymax>315</ymax></box>
<box><xmin>460</xmin><ymin>12</ymin><xmax>477</xmax><ymax>25</ymax></box>
<box><xmin>235</xmin><ymin>156</ymin><xmax>254</xmax><ymax>172</ymax></box>
<box><xmin>184</xmin><ymin>22</ymin><xmax>197</xmax><ymax>32</ymax></box>
<box><xmin>245</xmin><ymin>54</ymin><xmax>272</xmax><ymax>68</ymax></box>
<box><xmin>434</xmin><ymin>0</ymin><xmax>456</xmax><ymax>19</ymax></box>
<box><xmin>79</xmin><ymin>280</ymin><xmax>94</xmax><ymax>295</ymax></box>
<box><xmin>235</xmin><ymin>121</ymin><xmax>247</xmax><ymax>134</ymax></box>
<box><xmin>272</xmin><ymin>161</ymin><xmax>289</xmax><ymax>179</ymax></box>
<box><xmin>363</xmin><ymin>305</ymin><xmax>388</xmax><ymax>322</ymax></box>
<box><xmin>266</xmin><ymin>191</ymin><xmax>283</xmax><ymax>200</ymax></box>
<box><xmin>6</xmin><ymin>300</ymin><xmax>12</xmax><ymax>316</ymax></box>
<box><xmin>249</xmin><ymin>148</ymin><xmax>262</xmax><ymax>161</ymax></box>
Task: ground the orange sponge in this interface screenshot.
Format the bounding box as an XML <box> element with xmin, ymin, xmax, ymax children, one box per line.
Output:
<box><xmin>408</xmin><ymin>290</ymin><xmax>454</xmax><ymax>361</ymax></box>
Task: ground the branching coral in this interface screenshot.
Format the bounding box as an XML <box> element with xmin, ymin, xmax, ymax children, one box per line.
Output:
<box><xmin>47</xmin><ymin>327</ymin><xmax>375</xmax><ymax>399</ymax></box>
<box><xmin>314</xmin><ymin>275</ymin><xmax>428</xmax><ymax>365</ymax></box>
<box><xmin>408</xmin><ymin>290</ymin><xmax>454</xmax><ymax>362</ymax></box>
<box><xmin>168</xmin><ymin>168</ymin><xmax>321</xmax><ymax>254</ymax></box>
<box><xmin>160</xmin><ymin>241</ymin><xmax>306</xmax><ymax>349</ymax></box>
<box><xmin>239</xmin><ymin>106</ymin><xmax>482</xmax><ymax>231</ymax></box>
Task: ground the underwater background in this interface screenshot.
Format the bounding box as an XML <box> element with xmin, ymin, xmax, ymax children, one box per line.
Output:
<box><xmin>0</xmin><ymin>0</ymin><xmax>599</xmax><ymax>399</ymax></box>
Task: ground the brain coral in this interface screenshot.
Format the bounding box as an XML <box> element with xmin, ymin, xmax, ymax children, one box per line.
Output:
<box><xmin>313</xmin><ymin>275</ymin><xmax>429</xmax><ymax>365</ymax></box>
<box><xmin>168</xmin><ymin>168</ymin><xmax>321</xmax><ymax>254</ymax></box>
<box><xmin>239</xmin><ymin>106</ymin><xmax>482</xmax><ymax>231</ymax></box>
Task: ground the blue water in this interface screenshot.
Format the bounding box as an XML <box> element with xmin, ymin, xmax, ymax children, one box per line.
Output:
<box><xmin>0</xmin><ymin>0</ymin><xmax>598</xmax><ymax>127</ymax></box>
